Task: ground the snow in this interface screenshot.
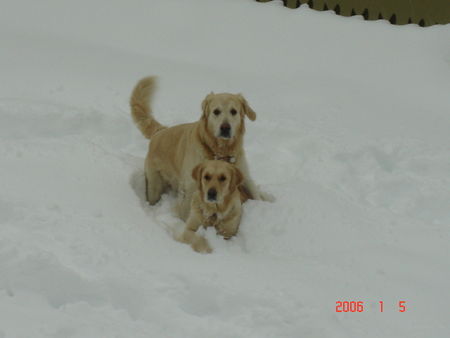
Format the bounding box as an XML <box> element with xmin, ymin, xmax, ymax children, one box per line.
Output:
<box><xmin>1</xmin><ymin>0</ymin><xmax>449</xmax><ymax>337</ymax></box>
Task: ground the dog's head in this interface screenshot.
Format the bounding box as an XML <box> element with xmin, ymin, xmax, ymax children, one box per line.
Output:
<box><xmin>192</xmin><ymin>160</ymin><xmax>243</xmax><ymax>205</ymax></box>
<box><xmin>201</xmin><ymin>93</ymin><xmax>256</xmax><ymax>140</ymax></box>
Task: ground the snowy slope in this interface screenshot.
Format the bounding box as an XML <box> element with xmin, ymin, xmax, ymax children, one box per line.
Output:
<box><xmin>1</xmin><ymin>0</ymin><xmax>450</xmax><ymax>337</ymax></box>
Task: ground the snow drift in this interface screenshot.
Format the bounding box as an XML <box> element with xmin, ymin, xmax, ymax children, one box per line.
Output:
<box><xmin>0</xmin><ymin>0</ymin><xmax>449</xmax><ymax>337</ymax></box>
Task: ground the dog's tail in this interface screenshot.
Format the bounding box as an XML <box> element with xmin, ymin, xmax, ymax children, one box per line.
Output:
<box><xmin>130</xmin><ymin>76</ymin><xmax>166</xmax><ymax>139</ymax></box>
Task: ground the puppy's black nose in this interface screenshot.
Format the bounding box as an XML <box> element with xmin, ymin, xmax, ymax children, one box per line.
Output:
<box><xmin>207</xmin><ymin>188</ymin><xmax>217</xmax><ymax>201</ymax></box>
<box><xmin>220</xmin><ymin>123</ymin><xmax>231</xmax><ymax>137</ymax></box>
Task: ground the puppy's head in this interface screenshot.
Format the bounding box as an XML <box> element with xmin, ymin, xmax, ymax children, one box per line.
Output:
<box><xmin>192</xmin><ymin>160</ymin><xmax>243</xmax><ymax>205</ymax></box>
<box><xmin>201</xmin><ymin>93</ymin><xmax>256</xmax><ymax>140</ymax></box>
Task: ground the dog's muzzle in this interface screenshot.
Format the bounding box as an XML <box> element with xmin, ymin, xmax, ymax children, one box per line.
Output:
<box><xmin>219</xmin><ymin>123</ymin><xmax>231</xmax><ymax>138</ymax></box>
<box><xmin>207</xmin><ymin>188</ymin><xmax>217</xmax><ymax>202</ymax></box>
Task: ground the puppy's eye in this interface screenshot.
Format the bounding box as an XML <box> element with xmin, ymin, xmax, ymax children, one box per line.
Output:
<box><xmin>219</xmin><ymin>175</ymin><xmax>226</xmax><ymax>182</ymax></box>
<box><xmin>230</xmin><ymin>109</ymin><xmax>237</xmax><ymax>116</ymax></box>
<box><xmin>204</xmin><ymin>174</ymin><xmax>211</xmax><ymax>181</ymax></box>
<box><xmin>213</xmin><ymin>109</ymin><xmax>221</xmax><ymax>116</ymax></box>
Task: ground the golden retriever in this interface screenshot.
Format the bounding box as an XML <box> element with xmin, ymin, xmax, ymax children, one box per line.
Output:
<box><xmin>130</xmin><ymin>76</ymin><xmax>271</xmax><ymax>221</ymax></box>
<box><xmin>180</xmin><ymin>160</ymin><xmax>246</xmax><ymax>253</ymax></box>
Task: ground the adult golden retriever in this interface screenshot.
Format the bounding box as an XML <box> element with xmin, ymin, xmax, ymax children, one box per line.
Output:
<box><xmin>180</xmin><ymin>160</ymin><xmax>246</xmax><ymax>253</ymax></box>
<box><xmin>130</xmin><ymin>76</ymin><xmax>271</xmax><ymax>220</ymax></box>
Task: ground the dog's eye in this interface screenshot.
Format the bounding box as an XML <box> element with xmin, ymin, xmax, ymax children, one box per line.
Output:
<box><xmin>230</xmin><ymin>109</ymin><xmax>237</xmax><ymax>116</ymax></box>
<box><xmin>213</xmin><ymin>109</ymin><xmax>221</xmax><ymax>116</ymax></box>
<box><xmin>204</xmin><ymin>174</ymin><xmax>211</xmax><ymax>181</ymax></box>
<box><xmin>219</xmin><ymin>175</ymin><xmax>226</xmax><ymax>182</ymax></box>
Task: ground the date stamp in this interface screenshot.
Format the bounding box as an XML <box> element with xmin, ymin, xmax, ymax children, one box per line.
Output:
<box><xmin>335</xmin><ymin>301</ymin><xmax>407</xmax><ymax>312</ymax></box>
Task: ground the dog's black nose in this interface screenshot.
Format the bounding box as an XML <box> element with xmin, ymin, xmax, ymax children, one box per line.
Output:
<box><xmin>220</xmin><ymin>123</ymin><xmax>231</xmax><ymax>137</ymax></box>
<box><xmin>207</xmin><ymin>188</ymin><xmax>217</xmax><ymax>201</ymax></box>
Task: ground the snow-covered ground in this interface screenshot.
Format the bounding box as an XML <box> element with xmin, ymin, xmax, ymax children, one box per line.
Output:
<box><xmin>1</xmin><ymin>0</ymin><xmax>449</xmax><ymax>337</ymax></box>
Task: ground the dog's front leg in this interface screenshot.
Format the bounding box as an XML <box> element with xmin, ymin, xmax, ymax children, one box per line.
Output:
<box><xmin>176</xmin><ymin>185</ymin><xmax>196</xmax><ymax>221</ymax></box>
<box><xmin>215</xmin><ymin>201</ymin><xmax>242</xmax><ymax>239</ymax></box>
<box><xmin>216</xmin><ymin>216</ymin><xmax>240</xmax><ymax>240</ymax></box>
<box><xmin>180</xmin><ymin>212</ymin><xmax>212</xmax><ymax>254</ymax></box>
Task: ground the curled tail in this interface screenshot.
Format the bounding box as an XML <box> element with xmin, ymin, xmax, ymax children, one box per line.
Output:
<box><xmin>130</xmin><ymin>76</ymin><xmax>165</xmax><ymax>139</ymax></box>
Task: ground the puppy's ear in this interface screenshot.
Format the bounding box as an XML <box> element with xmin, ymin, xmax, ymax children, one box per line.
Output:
<box><xmin>230</xmin><ymin>166</ymin><xmax>244</xmax><ymax>191</ymax></box>
<box><xmin>192</xmin><ymin>163</ymin><xmax>205</xmax><ymax>182</ymax></box>
<box><xmin>201</xmin><ymin>92</ymin><xmax>214</xmax><ymax>119</ymax></box>
<box><xmin>238</xmin><ymin>94</ymin><xmax>256</xmax><ymax>121</ymax></box>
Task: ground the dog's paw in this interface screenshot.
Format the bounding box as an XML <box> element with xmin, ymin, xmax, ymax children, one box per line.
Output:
<box><xmin>191</xmin><ymin>236</ymin><xmax>212</xmax><ymax>254</ymax></box>
<box><xmin>259</xmin><ymin>190</ymin><xmax>275</xmax><ymax>203</ymax></box>
<box><xmin>216</xmin><ymin>227</ymin><xmax>236</xmax><ymax>240</ymax></box>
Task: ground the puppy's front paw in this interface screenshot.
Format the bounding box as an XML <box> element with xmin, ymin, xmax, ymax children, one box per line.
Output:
<box><xmin>191</xmin><ymin>236</ymin><xmax>212</xmax><ymax>254</ymax></box>
<box><xmin>216</xmin><ymin>226</ymin><xmax>237</xmax><ymax>240</ymax></box>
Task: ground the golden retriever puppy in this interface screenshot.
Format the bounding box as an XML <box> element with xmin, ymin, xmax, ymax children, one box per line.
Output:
<box><xmin>180</xmin><ymin>160</ymin><xmax>245</xmax><ymax>253</ymax></box>
<box><xmin>130</xmin><ymin>76</ymin><xmax>272</xmax><ymax>221</ymax></box>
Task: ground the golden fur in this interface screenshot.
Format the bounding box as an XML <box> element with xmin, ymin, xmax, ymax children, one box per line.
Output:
<box><xmin>180</xmin><ymin>160</ymin><xmax>245</xmax><ymax>253</ymax></box>
<box><xmin>130</xmin><ymin>76</ymin><xmax>271</xmax><ymax>221</ymax></box>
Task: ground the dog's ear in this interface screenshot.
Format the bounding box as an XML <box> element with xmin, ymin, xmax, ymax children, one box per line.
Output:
<box><xmin>238</xmin><ymin>94</ymin><xmax>256</xmax><ymax>121</ymax></box>
<box><xmin>201</xmin><ymin>92</ymin><xmax>214</xmax><ymax>119</ymax></box>
<box><xmin>192</xmin><ymin>163</ymin><xmax>205</xmax><ymax>182</ymax></box>
<box><xmin>230</xmin><ymin>166</ymin><xmax>244</xmax><ymax>192</ymax></box>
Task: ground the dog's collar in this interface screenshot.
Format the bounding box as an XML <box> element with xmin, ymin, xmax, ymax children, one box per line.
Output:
<box><xmin>214</xmin><ymin>154</ymin><xmax>236</xmax><ymax>163</ymax></box>
<box><xmin>199</xmin><ymin>139</ymin><xmax>236</xmax><ymax>163</ymax></box>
